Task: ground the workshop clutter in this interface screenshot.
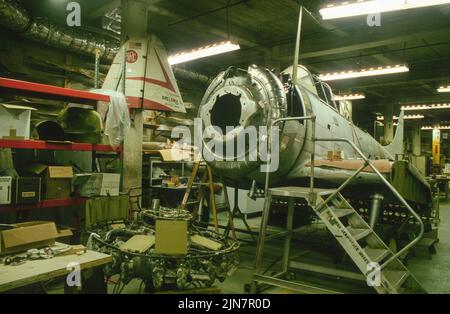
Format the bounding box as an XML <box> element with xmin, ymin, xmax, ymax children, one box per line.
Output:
<box><xmin>92</xmin><ymin>89</ymin><xmax>131</xmax><ymax>148</ymax></box>
<box><xmin>57</xmin><ymin>105</ymin><xmax>103</xmax><ymax>144</ymax></box>
<box><xmin>0</xmin><ymin>176</ymin><xmax>12</xmax><ymax>205</ymax></box>
<box><xmin>25</xmin><ymin>164</ymin><xmax>73</xmax><ymax>200</ymax></box>
<box><xmin>0</xmin><ymin>221</ymin><xmax>72</xmax><ymax>255</ymax></box>
<box><xmin>327</xmin><ymin>150</ymin><xmax>344</xmax><ymax>160</ymax></box>
<box><xmin>73</xmin><ymin>173</ymin><xmax>121</xmax><ymax>197</ymax></box>
<box><xmin>0</xmin><ymin>170</ymin><xmax>121</xmax><ymax>203</ymax></box>
<box><xmin>0</xmin><ymin>176</ymin><xmax>42</xmax><ymax>205</ymax></box>
<box><xmin>12</xmin><ymin>177</ymin><xmax>41</xmax><ymax>204</ymax></box>
<box><xmin>0</xmin><ymin>103</ymin><xmax>36</xmax><ymax>140</ymax></box>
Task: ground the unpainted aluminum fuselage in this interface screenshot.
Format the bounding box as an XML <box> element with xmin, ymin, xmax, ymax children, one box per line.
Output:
<box><xmin>198</xmin><ymin>65</ymin><xmax>399</xmax><ymax>187</ymax></box>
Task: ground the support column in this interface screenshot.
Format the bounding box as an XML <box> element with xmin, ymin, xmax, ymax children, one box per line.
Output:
<box><xmin>121</xmin><ymin>0</ymin><xmax>148</xmax><ymax>192</ymax></box>
<box><xmin>411</xmin><ymin>122</ymin><xmax>421</xmax><ymax>156</ymax></box>
<box><xmin>383</xmin><ymin>106</ymin><xmax>394</xmax><ymax>145</ymax></box>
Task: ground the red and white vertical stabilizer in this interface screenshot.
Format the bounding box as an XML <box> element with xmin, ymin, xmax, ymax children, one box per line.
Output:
<box><xmin>103</xmin><ymin>35</ymin><xmax>186</xmax><ymax>113</ymax></box>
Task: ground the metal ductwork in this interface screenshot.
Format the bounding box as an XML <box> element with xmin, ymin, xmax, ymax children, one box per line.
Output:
<box><xmin>0</xmin><ymin>0</ymin><xmax>118</xmax><ymax>60</ymax></box>
<box><xmin>0</xmin><ymin>0</ymin><xmax>211</xmax><ymax>83</ymax></box>
<box><xmin>173</xmin><ymin>67</ymin><xmax>210</xmax><ymax>85</ymax></box>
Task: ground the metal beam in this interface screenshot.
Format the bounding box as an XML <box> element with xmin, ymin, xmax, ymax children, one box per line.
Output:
<box><xmin>277</xmin><ymin>26</ymin><xmax>450</xmax><ymax>60</ymax></box>
<box><xmin>148</xmin><ymin>2</ymin><xmax>270</xmax><ymax>53</ymax></box>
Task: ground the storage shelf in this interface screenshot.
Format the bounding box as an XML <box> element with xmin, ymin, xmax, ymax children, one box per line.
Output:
<box><xmin>0</xmin><ymin>139</ymin><xmax>121</xmax><ymax>152</ymax></box>
<box><xmin>0</xmin><ymin>197</ymin><xmax>88</xmax><ymax>213</ymax></box>
<box><xmin>0</xmin><ymin>77</ymin><xmax>110</xmax><ymax>105</ymax></box>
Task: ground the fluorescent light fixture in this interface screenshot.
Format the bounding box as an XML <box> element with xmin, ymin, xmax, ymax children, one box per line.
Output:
<box><xmin>401</xmin><ymin>103</ymin><xmax>450</xmax><ymax>111</ymax></box>
<box><xmin>379</xmin><ymin>122</ymin><xmax>400</xmax><ymax>126</ymax></box>
<box><xmin>168</xmin><ymin>40</ymin><xmax>240</xmax><ymax>65</ymax></box>
<box><xmin>333</xmin><ymin>93</ymin><xmax>365</xmax><ymax>101</ymax></box>
<box><xmin>438</xmin><ymin>85</ymin><xmax>450</xmax><ymax>93</ymax></box>
<box><xmin>377</xmin><ymin>114</ymin><xmax>424</xmax><ymax>121</ymax></box>
<box><xmin>320</xmin><ymin>0</ymin><xmax>450</xmax><ymax>20</ymax></box>
<box><xmin>319</xmin><ymin>65</ymin><xmax>409</xmax><ymax>81</ymax></box>
<box><xmin>422</xmin><ymin>125</ymin><xmax>450</xmax><ymax>130</ymax></box>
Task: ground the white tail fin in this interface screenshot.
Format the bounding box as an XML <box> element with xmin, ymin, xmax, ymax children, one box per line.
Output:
<box><xmin>103</xmin><ymin>35</ymin><xmax>185</xmax><ymax>113</ymax></box>
<box><xmin>384</xmin><ymin>110</ymin><xmax>404</xmax><ymax>159</ymax></box>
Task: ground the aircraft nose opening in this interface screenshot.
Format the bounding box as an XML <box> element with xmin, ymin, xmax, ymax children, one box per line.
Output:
<box><xmin>210</xmin><ymin>93</ymin><xmax>242</xmax><ymax>134</ymax></box>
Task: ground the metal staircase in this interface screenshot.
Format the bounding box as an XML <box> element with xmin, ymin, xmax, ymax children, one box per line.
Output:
<box><xmin>313</xmin><ymin>189</ymin><xmax>425</xmax><ymax>294</ymax></box>
<box><xmin>251</xmin><ymin>115</ymin><xmax>427</xmax><ymax>294</ymax></box>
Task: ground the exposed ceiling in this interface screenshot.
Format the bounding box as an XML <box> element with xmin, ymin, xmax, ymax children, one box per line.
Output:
<box><xmin>19</xmin><ymin>0</ymin><xmax>450</xmax><ymax>128</ymax></box>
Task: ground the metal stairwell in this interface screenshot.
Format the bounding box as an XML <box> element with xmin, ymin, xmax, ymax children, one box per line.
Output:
<box><xmin>251</xmin><ymin>115</ymin><xmax>427</xmax><ymax>294</ymax></box>
<box><xmin>313</xmin><ymin>190</ymin><xmax>425</xmax><ymax>294</ymax></box>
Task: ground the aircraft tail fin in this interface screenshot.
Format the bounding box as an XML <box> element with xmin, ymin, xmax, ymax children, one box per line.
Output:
<box><xmin>102</xmin><ymin>35</ymin><xmax>185</xmax><ymax>113</ymax></box>
<box><xmin>384</xmin><ymin>110</ymin><xmax>404</xmax><ymax>159</ymax></box>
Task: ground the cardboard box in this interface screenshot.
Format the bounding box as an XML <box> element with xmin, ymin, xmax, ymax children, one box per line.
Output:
<box><xmin>327</xmin><ymin>150</ymin><xmax>344</xmax><ymax>160</ymax></box>
<box><xmin>0</xmin><ymin>221</ymin><xmax>58</xmax><ymax>255</ymax></box>
<box><xmin>0</xmin><ymin>176</ymin><xmax>12</xmax><ymax>205</ymax></box>
<box><xmin>12</xmin><ymin>177</ymin><xmax>41</xmax><ymax>204</ymax></box>
<box><xmin>120</xmin><ymin>235</ymin><xmax>155</xmax><ymax>253</ymax></box>
<box><xmin>333</xmin><ymin>150</ymin><xmax>344</xmax><ymax>160</ymax></box>
<box><xmin>76</xmin><ymin>173</ymin><xmax>120</xmax><ymax>197</ymax></box>
<box><xmin>26</xmin><ymin>165</ymin><xmax>73</xmax><ymax>200</ymax></box>
<box><xmin>327</xmin><ymin>151</ymin><xmax>334</xmax><ymax>160</ymax></box>
<box><xmin>155</xmin><ymin>219</ymin><xmax>188</xmax><ymax>255</ymax></box>
<box><xmin>158</xmin><ymin>149</ymin><xmax>191</xmax><ymax>161</ymax></box>
<box><xmin>0</xmin><ymin>104</ymin><xmax>37</xmax><ymax>140</ymax></box>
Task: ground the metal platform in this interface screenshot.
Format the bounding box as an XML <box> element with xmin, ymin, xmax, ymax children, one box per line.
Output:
<box><xmin>269</xmin><ymin>186</ymin><xmax>335</xmax><ymax>199</ymax></box>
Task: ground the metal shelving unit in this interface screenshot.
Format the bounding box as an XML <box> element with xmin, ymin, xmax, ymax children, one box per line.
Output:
<box><xmin>0</xmin><ymin>139</ymin><xmax>120</xmax><ymax>152</ymax></box>
<box><xmin>0</xmin><ymin>77</ymin><xmax>123</xmax><ymax>213</ymax></box>
<box><xmin>0</xmin><ymin>197</ymin><xmax>88</xmax><ymax>213</ymax></box>
<box><xmin>0</xmin><ymin>77</ymin><xmax>111</xmax><ymax>105</ymax></box>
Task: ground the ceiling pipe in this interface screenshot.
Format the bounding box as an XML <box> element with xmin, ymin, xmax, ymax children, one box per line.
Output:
<box><xmin>0</xmin><ymin>0</ymin><xmax>118</xmax><ymax>60</ymax></box>
<box><xmin>0</xmin><ymin>0</ymin><xmax>211</xmax><ymax>83</ymax></box>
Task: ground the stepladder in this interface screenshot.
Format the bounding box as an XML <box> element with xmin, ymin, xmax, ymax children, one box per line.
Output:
<box><xmin>179</xmin><ymin>161</ymin><xmax>237</xmax><ymax>241</ymax></box>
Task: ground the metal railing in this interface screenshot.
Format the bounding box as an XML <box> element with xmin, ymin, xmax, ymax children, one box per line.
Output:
<box><xmin>264</xmin><ymin>115</ymin><xmax>316</xmax><ymax>200</ymax></box>
<box><xmin>264</xmin><ymin>115</ymin><xmax>424</xmax><ymax>271</ymax></box>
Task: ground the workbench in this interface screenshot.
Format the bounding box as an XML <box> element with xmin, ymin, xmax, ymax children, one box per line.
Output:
<box><xmin>0</xmin><ymin>250</ymin><xmax>112</xmax><ymax>293</ymax></box>
<box><xmin>427</xmin><ymin>176</ymin><xmax>450</xmax><ymax>201</ymax></box>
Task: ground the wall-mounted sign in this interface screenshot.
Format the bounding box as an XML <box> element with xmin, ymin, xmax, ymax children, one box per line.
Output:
<box><xmin>432</xmin><ymin>129</ymin><xmax>441</xmax><ymax>165</ymax></box>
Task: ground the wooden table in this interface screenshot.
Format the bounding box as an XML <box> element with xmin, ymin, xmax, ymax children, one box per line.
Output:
<box><xmin>0</xmin><ymin>250</ymin><xmax>112</xmax><ymax>293</ymax></box>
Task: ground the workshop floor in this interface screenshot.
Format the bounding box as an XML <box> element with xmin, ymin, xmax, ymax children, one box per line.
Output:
<box><xmin>216</xmin><ymin>202</ymin><xmax>450</xmax><ymax>294</ymax></box>
<box><xmin>46</xmin><ymin>201</ymin><xmax>450</xmax><ymax>294</ymax></box>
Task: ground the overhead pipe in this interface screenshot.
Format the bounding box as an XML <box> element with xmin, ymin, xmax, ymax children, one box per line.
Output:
<box><xmin>0</xmin><ymin>0</ymin><xmax>213</xmax><ymax>83</ymax></box>
<box><xmin>0</xmin><ymin>0</ymin><xmax>118</xmax><ymax>60</ymax></box>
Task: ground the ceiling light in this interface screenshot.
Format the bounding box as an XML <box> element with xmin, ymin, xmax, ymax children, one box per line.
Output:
<box><xmin>377</xmin><ymin>114</ymin><xmax>424</xmax><ymax>121</ymax></box>
<box><xmin>319</xmin><ymin>65</ymin><xmax>409</xmax><ymax>81</ymax></box>
<box><xmin>422</xmin><ymin>126</ymin><xmax>450</xmax><ymax>130</ymax></box>
<box><xmin>333</xmin><ymin>93</ymin><xmax>365</xmax><ymax>101</ymax></box>
<box><xmin>319</xmin><ymin>0</ymin><xmax>450</xmax><ymax>20</ymax></box>
<box><xmin>168</xmin><ymin>40</ymin><xmax>240</xmax><ymax>65</ymax></box>
<box><xmin>438</xmin><ymin>85</ymin><xmax>450</xmax><ymax>93</ymax></box>
<box><xmin>401</xmin><ymin>103</ymin><xmax>450</xmax><ymax>110</ymax></box>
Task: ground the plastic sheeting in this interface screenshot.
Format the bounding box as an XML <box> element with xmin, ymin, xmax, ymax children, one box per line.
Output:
<box><xmin>93</xmin><ymin>89</ymin><xmax>131</xmax><ymax>148</ymax></box>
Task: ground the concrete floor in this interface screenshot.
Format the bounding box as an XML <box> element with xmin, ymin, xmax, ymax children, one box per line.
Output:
<box><xmin>46</xmin><ymin>201</ymin><xmax>450</xmax><ymax>294</ymax></box>
<box><xmin>215</xmin><ymin>202</ymin><xmax>450</xmax><ymax>294</ymax></box>
<box><xmin>407</xmin><ymin>202</ymin><xmax>450</xmax><ymax>293</ymax></box>
<box><xmin>214</xmin><ymin>200</ymin><xmax>449</xmax><ymax>294</ymax></box>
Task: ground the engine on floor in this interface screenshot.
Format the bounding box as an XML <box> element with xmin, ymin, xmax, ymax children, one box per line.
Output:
<box><xmin>87</xmin><ymin>207</ymin><xmax>239</xmax><ymax>291</ymax></box>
